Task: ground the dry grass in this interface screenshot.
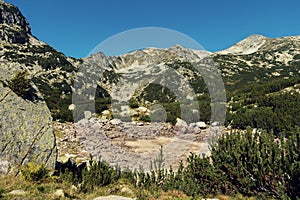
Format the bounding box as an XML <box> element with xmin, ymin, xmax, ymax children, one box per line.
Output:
<box><xmin>0</xmin><ymin>174</ymin><xmax>261</xmax><ymax>200</ymax></box>
<box><xmin>0</xmin><ymin>175</ymin><xmax>135</xmax><ymax>200</ymax></box>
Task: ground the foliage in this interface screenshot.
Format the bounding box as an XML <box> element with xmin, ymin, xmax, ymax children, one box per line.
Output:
<box><xmin>139</xmin><ymin>83</ymin><xmax>177</xmax><ymax>103</ymax></box>
<box><xmin>128</xmin><ymin>129</ymin><xmax>299</xmax><ymax>199</ymax></box>
<box><xmin>55</xmin><ymin>159</ymin><xmax>85</xmax><ymax>185</ymax></box>
<box><xmin>21</xmin><ymin>162</ymin><xmax>50</xmax><ymax>182</ymax></box>
<box><xmin>8</xmin><ymin>70</ymin><xmax>32</xmax><ymax>100</ymax></box>
<box><xmin>211</xmin><ymin>129</ymin><xmax>300</xmax><ymax>199</ymax></box>
<box><xmin>0</xmin><ymin>187</ymin><xmax>3</xmax><ymax>198</ymax></box>
<box><xmin>128</xmin><ymin>98</ymin><xmax>139</xmax><ymax>108</ymax></box>
<box><xmin>80</xmin><ymin>156</ymin><xmax>121</xmax><ymax>193</ymax></box>
<box><xmin>32</xmin><ymin>77</ymin><xmax>74</xmax><ymax>122</ymax></box>
<box><xmin>228</xmin><ymin>78</ymin><xmax>300</xmax><ymax>134</ymax></box>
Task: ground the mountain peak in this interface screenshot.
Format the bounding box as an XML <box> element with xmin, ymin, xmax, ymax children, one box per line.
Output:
<box><xmin>247</xmin><ymin>34</ymin><xmax>267</xmax><ymax>39</ymax></box>
<box><xmin>218</xmin><ymin>34</ymin><xmax>268</xmax><ymax>55</ymax></box>
<box><xmin>0</xmin><ymin>1</ymin><xmax>31</xmax><ymax>44</ymax></box>
<box><xmin>169</xmin><ymin>44</ymin><xmax>186</xmax><ymax>50</ymax></box>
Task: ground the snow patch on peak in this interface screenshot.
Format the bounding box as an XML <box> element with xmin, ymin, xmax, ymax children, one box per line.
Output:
<box><xmin>218</xmin><ymin>34</ymin><xmax>268</xmax><ymax>55</ymax></box>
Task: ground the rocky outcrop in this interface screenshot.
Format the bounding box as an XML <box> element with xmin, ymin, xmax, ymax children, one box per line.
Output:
<box><xmin>0</xmin><ymin>64</ymin><xmax>57</xmax><ymax>174</ymax></box>
<box><xmin>0</xmin><ymin>1</ymin><xmax>31</xmax><ymax>44</ymax></box>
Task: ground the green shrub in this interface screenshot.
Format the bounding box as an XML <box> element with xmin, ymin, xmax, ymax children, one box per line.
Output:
<box><xmin>21</xmin><ymin>162</ymin><xmax>50</xmax><ymax>182</ymax></box>
<box><xmin>8</xmin><ymin>70</ymin><xmax>32</xmax><ymax>99</ymax></box>
<box><xmin>0</xmin><ymin>187</ymin><xmax>4</xmax><ymax>198</ymax></box>
<box><xmin>211</xmin><ymin>129</ymin><xmax>300</xmax><ymax>199</ymax></box>
<box><xmin>140</xmin><ymin>115</ymin><xmax>151</xmax><ymax>122</ymax></box>
<box><xmin>80</xmin><ymin>156</ymin><xmax>121</xmax><ymax>193</ymax></box>
<box><xmin>130</xmin><ymin>129</ymin><xmax>299</xmax><ymax>199</ymax></box>
<box><xmin>129</xmin><ymin>98</ymin><xmax>139</xmax><ymax>108</ymax></box>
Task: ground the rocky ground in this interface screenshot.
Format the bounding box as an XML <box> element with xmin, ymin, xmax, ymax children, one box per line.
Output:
<box><xmin>53</xmin><ymin>118</ymin><xmax>223</xmax><ymax>171</ymax></box>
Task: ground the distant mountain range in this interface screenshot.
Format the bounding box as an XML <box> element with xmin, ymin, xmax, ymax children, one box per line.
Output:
<box><xmin>1</xmin><ymin>0</ymin><xmax>300</xmax><ymax>134</ymax></box>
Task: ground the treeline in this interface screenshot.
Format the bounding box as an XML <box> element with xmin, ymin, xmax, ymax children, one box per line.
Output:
<box><xmin>54</xmin><ymin>129</ymin><xmax>299</xmax><ymax>199</ymax></box>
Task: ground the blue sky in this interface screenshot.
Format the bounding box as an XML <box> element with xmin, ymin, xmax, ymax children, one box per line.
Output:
<box><xmin>5</xmin><ymin>0</ymin><xmax>300</xmax><ymax>58</ymax></box>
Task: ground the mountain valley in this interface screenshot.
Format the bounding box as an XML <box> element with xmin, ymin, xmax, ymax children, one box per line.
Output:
<box><xmin>0</xmin><ymin>1</ymin><xmax>299</xmax><ymax>199</ymax></box>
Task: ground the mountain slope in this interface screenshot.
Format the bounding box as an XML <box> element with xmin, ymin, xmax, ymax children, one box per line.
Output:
<box><xmin>0</xmin><ymin>1</ymin><xmax>81</xmax><ymax>122</ymax></box>
<box><xmin>84</xmin><ymin>34</ymin><xmax>300</xmax><ymax>133</ymax></box>
<box><xmin>1</xmin><ymin>0</ymin><xmax>299</xmax><ymax>134</ymax></box>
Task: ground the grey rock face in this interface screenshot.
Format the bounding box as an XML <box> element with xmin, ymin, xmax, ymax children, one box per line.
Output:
<box><xmin>0</xmin><ymin>65</ymin><xmax>57</xmax><ymax>174</ymax></box>
<box><xmin>0</xmin><ymin>1</ymin><xmax>31</xmax><ymax>44</ymax></box>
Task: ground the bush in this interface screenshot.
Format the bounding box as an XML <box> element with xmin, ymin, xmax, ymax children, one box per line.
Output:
<box><xmin>0</xmin><ymin>188</ymin><xmax>3</xmax><ymax>198</ymax></box>
<box><xmin>130</xmin><ymin>129</ymin><xmax>299</xmax><ymax>199</ymax></box>
<box><xmin>211</xmin><ymin>129</ymin><xmax>300</xmax><ymax>199</ymax></box>
<box><xmin>8</xmin><ymin>70</ymin><xmax>32</xmax><ymax>99</ymax></box>
<box><xmin>80</xmin><ymin>156</ymin><xmax>121</xmax><ymax>193</ymax></box>
<box><xmin>21</xmin><ymin>162</ymin><xmax>50</xmax><ymax>182</ymax></box>
<box><xmin>55</xmin><ymin>159</ymin><xmax>86</xmax><ymax>185</ymax></box>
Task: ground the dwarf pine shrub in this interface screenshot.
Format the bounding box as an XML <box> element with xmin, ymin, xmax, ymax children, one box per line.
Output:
<box><xmin>21</xmin><ymin>162</ymin><xmax>50</xmax><ymax>182</ymax></box>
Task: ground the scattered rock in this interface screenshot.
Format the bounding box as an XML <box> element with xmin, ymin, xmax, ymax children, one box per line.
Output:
<box><xmin>7</xmin><ymin>190</ymin><xmax>26</xmax><ymax>196</ymax></box>
<box><xmin>120</xmin><ymin>186</ymin><xmax>134</xmax><ymax>195</ymax></box>
<box><xmin>196</xmin><ymin>121</ymin><xmax>207</xmax><ymax>129</ymax></box>
<box><xmin>0</xmin><ymin>160</ymin><xmax>10</xmax><ymax>174</ymax></box>
<box><xmin>175</xmin><ymin>118</ymin><xmax>188</xmax><ymax>127</ymax></box>
<box><xmin>102</xmin><ymin>110</ymin><xmax>110</xmax><ymax>116</ymax></box>
<box><xmin>137</xmin><ymin>106</ymin><xmax>148</xmax><ymax>113</ymax></box>
<box><xmin>53</xmin><ymin>118</ymin><xmax>222</xmax><ymax>172</ymax></box>
<box><xmin>53</xmin><ymin>189</ymin><xmax>65</xmax><ymax>198</ymax></box>
<box><xmin>84</xmin><ymin>111</ymin><xmax>92</xmax><ymax>119</ymax></box>
<box><xmin>68</xmin><ymin>104</ymin><xmax>76</xmax><ymax>110</ymax></box>
<box><xmin>93</xmin><ymin>195</ymin><xmax>134</xmax><ymax>200</ymax></box>
<box><xmin>137</xmin><ymin>122</ymin><xmax>144</xmax><ymax>126</ymax></box>
<box><xmin>110</xmin><ymin>118</ymin><xmax>122</xmax><ymax>125</ymax></box>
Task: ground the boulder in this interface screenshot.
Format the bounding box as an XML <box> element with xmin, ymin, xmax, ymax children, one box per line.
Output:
<box><xmin>175</xmin><ymin>118</ymin><xmax>188</xmax><ymax>127</ymax></box>
<box><xmin>0</xmin><ymin>68</ymin><xmax>57</xmax><ymax>174</ymax></box>
<box><xmin>120</xmin><ymin>185</ymin><xmax>134</xmax><ymax>195</ymax></box>
<box><xmin>137</xmin><ymin>106</ymin><xmax>148</xmax><ymax>113</ymax></box>
<box><xmin>196</xmin><ymin>121</ymin><xmax>207</xmax><ymax>129</ymax></box>
<box><xmin>101</xmin><ymin>110</ymin><xmax>110</xmax><ymax>116</ymax></box>
<box><xmin>110</xmin><ymin>118</ymin><xmax>122</xmax><ymax>125</ymax></box>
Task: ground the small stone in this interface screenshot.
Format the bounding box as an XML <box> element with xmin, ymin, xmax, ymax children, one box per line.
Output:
<box><xmin>110</xmin><ymin>118</ymin><xmax>122</xmax><ymax>125</ymax></box>
<box><xmin>93</xmin><ymin>195</ymin><xmax>134</xmax><ymax>200</ymax></box>
<box><xmin>68</xmin><ymin>104</ymin><xmax>75</xmax><ymax>110</ymax></box>
<box><xmin>175</xmin><ymin>118</ymin><xmax>188</xmax><ymax>127</ymax></box>
<box><xmin>54</xmin><ymin>189</ymin><xmax>65</xmax><ymax>198</ymax></box>
<box><xmin>70</xmin><ymin>185</ymin><xmax>78</xmax><ymax>196</ymax></box>
<box><xmin>137</xmin><ymin>106</ymin><xmax>148</xmax><ymax>113</ymax></box>
<box><xmin>195</xmin><ymin>121</ymin><xmax>206</xmax><ymax>129</ymax></box>
<box><xmin>137</xmin><ymin>122</ymin><xmax>144</xmax><ymax>126</ymax></box>
<box><xmin>0</xmin><ymin>160</ymin><xmax>10</xmax><ymax>174</ymax></box>
<box><xmin>120</xmin><ymin>186</ymin><xmax>134</xmax><ymax>195</ymax></box>
<box><xmin>84</xmin><ymin>111</ymin><xmax>92</xmax><ymax>119</ymax></box>
<box><xmin>8</xmin><ymin>190</ymin><xmax>26</xmax><ymax>195</ymax></box>
<box><xmin>102</xmin><ymin>110</ymin><xmax>110</xmax><ymax>115</ymax></box>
